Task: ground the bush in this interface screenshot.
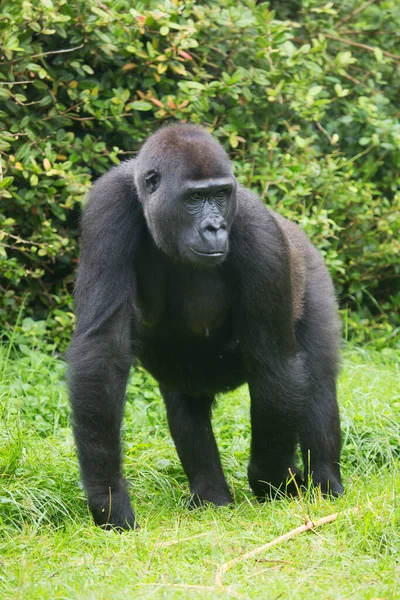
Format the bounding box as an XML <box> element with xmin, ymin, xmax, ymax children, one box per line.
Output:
<box><xmin>1</xmin><ymin>0</ymin><xmax>399</xmax><ymax>348</ymax></box>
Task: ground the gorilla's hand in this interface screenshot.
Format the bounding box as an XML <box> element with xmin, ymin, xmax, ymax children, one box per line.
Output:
<box><xmin>87</xmin><ymin>483</ymin><xmax>136</xmax><ymax>531</ymax></box>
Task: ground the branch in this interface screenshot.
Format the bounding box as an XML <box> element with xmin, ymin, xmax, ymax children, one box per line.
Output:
<box><xmin>324</xmin><ymin>34</ymin><xmax>400</xmax><ymax>61</ymax></box>
<box><xmin>0</xmin><ymin>80</ymin><xmax>35</xmax><ymax>85</ymax></box>
<box><xmin>215</xmin><ymin>508</ymin><xmax>358</xmax><ymax>587</ymax></box>
<box><xmin>340</xmin><ymin>0</ymin><xmax>377</xmax><ymax>24</ymax></box>
<box><xmin>31</xmin><ymin>44</ymin><xmax>84</xmax><ymax>59</ymax></box>
<box><xmin>0</xmin><ymin>45</ymin><xmax>85</xmax><ymax>66</ymax></box>
<box><xmin>316</xmin><ymin>121</ymin><xmax>335</xmax><ymax>143</ymax></box>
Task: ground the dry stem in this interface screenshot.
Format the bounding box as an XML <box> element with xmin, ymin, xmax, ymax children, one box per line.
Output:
<box><xmin>215</xmin><ymin>508</ymin><xmax>358</xmax><ymax>586</ymax></box>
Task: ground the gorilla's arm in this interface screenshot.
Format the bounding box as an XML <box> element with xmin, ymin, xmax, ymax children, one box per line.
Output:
<box><xmin>231</xmin><ymin>188</ymin><xmax>297</xmax><ymax>356</ymax></box>
<box><xmin>73</xmin><ymin>162</ymin><xmax>140</xmax><ymax>336</ymax></box>
<box><xmin>230</xmin><ymin>189</ymin><xmax>342</xmax><ymax>497</ymax></box>
<box><xmin>230</xmin><ymin>189</ymin><xmax>308</xmax><ymax>495</ymax></box>
<box><xmin>68</xmin><ymin>163</ymin><xmax>141</xmax><ymax>529</ymax></box>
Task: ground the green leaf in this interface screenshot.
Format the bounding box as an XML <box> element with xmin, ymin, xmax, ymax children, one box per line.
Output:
<box><xmin>82</xmin><ymin>65</ymin><xmax>94</xmax><ymax>74</ymax></box>
<box><xmin>178</xmin><ymin>81</ymin><xmax>205</xmax><ymax>91</ymax></box>
<box><xmin>126</xmin><ymin>101</ymin><xmax>153</xmax><ymax>111</ymax></box>
<box><xmin>29</xmin><ymin>22</ymin><xmax>41</xmax><ymax>32</ymax></box>
<box><xmin>373</xmin><ymin>47</ymin><xmax>383</xmax><ymax>63</ymax></box>
<box><xmin>309</xmin><ymin>85</ymin><xmax>323</xmax><ymax>97</ymax></box>
<box><xmin>146</xmin><ymin>41</ymin><xmax>155</xmax><ymax>58</ymax></box>
<box><xmin>334</xmin><ymin>83</ymin><xmax>350</xmax><ymax>97</ymax></box>
<box><xmin>0</xmin><ymin>177</ymin><xmax>14</xmax><ymax>189</ymax></box>
<box><xmin>281</xmin><ymin>41</ymin><xmax>296</xmax><ymax>57</ymax></box>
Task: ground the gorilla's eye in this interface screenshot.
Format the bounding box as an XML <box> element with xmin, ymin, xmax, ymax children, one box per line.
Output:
<box><xmin>214</xmin><ymin>191</ymin><xmax>226</xmax><ymax>208</ymax></box>
<box><xmin>191</xmin><ymin>191</ymin><xmax>203</xmax><ymax>201</ymax></box>
<box><xmin>145</xmin><ymin>170</ymin><xmax>160</xmax><ymax>193</ymax></box>
<box><xmin>186</xmin><ymin>191</ymin><xmax>204</xmax><ymax>207</ymax></box>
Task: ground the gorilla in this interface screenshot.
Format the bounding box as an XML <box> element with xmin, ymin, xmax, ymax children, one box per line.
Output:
<box><xmin>68</xmin><ymin>123</ymin><xmax>343</xmax><ymax>530</ymax></box>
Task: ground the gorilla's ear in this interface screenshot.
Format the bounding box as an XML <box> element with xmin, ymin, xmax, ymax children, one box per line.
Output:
<box><xmin>144</xmin><ymin>169</ymin><xmax>160</xmax><ymax>194</ymax></box>
<box><xmin>74</xmin><ymin>162</ymin><xmax>143</xmax><ymax>336</ymax></box>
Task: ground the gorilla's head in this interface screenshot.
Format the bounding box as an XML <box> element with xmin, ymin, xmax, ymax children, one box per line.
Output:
<box><xmin>134</xmin><ymin>124</ymin><xmax>237</xmax><ymax>267</ymax></box>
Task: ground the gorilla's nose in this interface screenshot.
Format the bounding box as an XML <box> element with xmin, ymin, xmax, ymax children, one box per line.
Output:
<box><xmin>200</xmin><ymin>217</ymin><xmax>228</xmax><ymax>249</ymax></box>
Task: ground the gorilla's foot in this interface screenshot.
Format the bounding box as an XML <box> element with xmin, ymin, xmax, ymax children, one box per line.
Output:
<box><xmin>88</xmin><ymin>484</ymin><xmax>137</xmax><ymax>531</ymax></box>
<box><xmin>248</xmin><ymin>462</ymin><xmax>303</xmax><ymax>499</ymax></box>
<box><xmin>310</xmin><ymin>468</ymin><xmax>344</xmax><ymax>498</ymax></box>
<box><xmin>189</xmin><ymin>483</ymin><xmax>233</xmax><ymax>508</ymax></box>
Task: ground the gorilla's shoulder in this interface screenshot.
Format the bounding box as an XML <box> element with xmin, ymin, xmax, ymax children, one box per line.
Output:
<box><xmin>83</xmin><ymin>160</ymin><xmax>138</xmax><ymax>218</ymax></box>
<box><xmin>91</xmin><ymin>159</ymin><xmax>136</xmax><ymax>193</ymax></box>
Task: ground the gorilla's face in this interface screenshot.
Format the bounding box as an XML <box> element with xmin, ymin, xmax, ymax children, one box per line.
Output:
<box><xmin>135</xmin><ymin>125</ymin><xmax>237</xmax><ymax>267</ymax></box>
<box><xmin>175</xmin><ymin>177</ymin><xmax>234</xmax><ymax>265</ymax></box>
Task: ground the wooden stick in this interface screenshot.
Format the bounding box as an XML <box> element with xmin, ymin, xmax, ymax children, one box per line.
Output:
<box><xmin>215</xmin><ymin>510</ymin><xmax>357</xmax><ymax>586</ymax></box>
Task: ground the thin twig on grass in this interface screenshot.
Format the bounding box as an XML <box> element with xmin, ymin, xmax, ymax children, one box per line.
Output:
<box><xmin>106</xmin><ymin>486</ymin><xmax>112</xmax><ymax>526</ymax></box>
<box><xmin>244</xmin><ymin>564</ymin><xmax>283</xmax><ymax>578</ymax></box>
<box><xmin>155</xmin><ymin>531</ymin><xmax>210</xmax><ymax>547</ymax></box>
<box><xmin>215</xmin><ymin>508</ymin><xmax>358</xmax><ymax>586</ymax></box>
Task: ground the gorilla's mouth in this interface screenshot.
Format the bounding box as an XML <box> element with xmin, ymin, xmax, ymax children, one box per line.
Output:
<box><xmin>189</xmin><ymin>246</ymin><xmax>225</xmax><ymax>257</ymax></box>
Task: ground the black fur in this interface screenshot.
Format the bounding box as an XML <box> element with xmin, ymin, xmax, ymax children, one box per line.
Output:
<box><xmin>68</xmin><ymin>124</ymin><xmax>343</xmax><ymax>530</ymax></box>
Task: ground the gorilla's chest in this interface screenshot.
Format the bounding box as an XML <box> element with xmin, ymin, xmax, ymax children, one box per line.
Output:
<box><xmin>136</xmin><ymin>268</ymin><xmax>244</xmax><ymax>393</ymax></box>
<box><xmin>138</xmin><ymin>268</ymin><xmax>231</xmax><ymax>337</ymax></box>
<box><xmin>170</xmin><ymin>271</ymin><xmax>231</xmax><ymax>335</ymax></box>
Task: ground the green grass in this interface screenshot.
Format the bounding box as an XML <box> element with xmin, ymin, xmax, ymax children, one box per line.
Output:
<box><xmin>0</xmin><ymin>342</ymin><xmax>399</xmax><ymax>599</ymax></box>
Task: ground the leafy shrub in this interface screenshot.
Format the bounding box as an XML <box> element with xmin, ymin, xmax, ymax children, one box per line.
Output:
<box><xmin>0</xmin><ymin>0</ymin><xmax>399</xmax><ymax>348</ymax></box>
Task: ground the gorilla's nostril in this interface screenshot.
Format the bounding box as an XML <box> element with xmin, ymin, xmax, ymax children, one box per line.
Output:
<box><xmin>204</xmin><ymin>219</ymin><xmax>227</xmax><ymax>233</ymax></box>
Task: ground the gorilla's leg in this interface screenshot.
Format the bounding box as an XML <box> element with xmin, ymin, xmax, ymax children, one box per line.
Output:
<box><xmin>299</xmin><ymin>376</ymin><xmax>343</xmax><ymax>496</ymax></box>
<box><xmin>68</xmin><ymin>311</ymin><xmax>135</xmax><ymax>530</ymax></box>
<box><xmin>160</xmin><ymin>388</ymin><xmax>233</xmax><ymax>506</ymax></box>
<box><xmin>295</xmin><ymin>301</ymin><xmax>343</xmax><ymax>497</ymax></box>
<box><xmin>247</xmin><ymin>356</ymin><xmax>305</xmax><ymax>498</ymax></box>
<box><xmin>298</xmin><ymin>350</ymin><xmax>343</xmax><ymax>495</ymax></box>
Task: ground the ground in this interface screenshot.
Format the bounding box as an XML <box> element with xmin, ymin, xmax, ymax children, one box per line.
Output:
<box><xmin>0</xmin><ymin>343</ymin><xmax>399</xmax><ymax>599</ymax></box>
